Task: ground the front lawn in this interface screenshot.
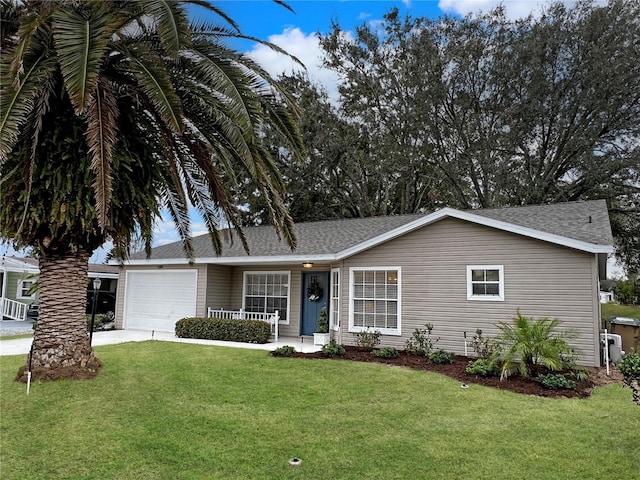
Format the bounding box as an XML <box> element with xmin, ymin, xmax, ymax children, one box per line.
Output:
<box><xmin>1</xmin><ymin>342</ymin><xmax>638</xmax><ymax>479</ymax></box>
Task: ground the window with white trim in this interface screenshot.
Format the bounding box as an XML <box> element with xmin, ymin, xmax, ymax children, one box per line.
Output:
<box><xmin>349</xmin><ymin>267</ymin><xmax>401</xmax><ymax>335</ymax></box>
<box><xmin>330</xmin><ymin>268</ymin><xmax>340</xmax><ymax>330</ymax></box>
<box><xmin>17</xmin><ymin>280</ymin><xmax>36</xmax><ymax>300</ymax></box>
<box><xmin>243</xmin><ymin>272</ymin><xmax>290</xmax><ymax>322</ymax></box>
<box><xmin>467</xmin><ymin>266</ymin><xmax>504</xmax><ymax>301</ymax></box>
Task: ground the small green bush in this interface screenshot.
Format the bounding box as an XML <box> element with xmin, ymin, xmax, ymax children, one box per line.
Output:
<box><xmin>272</xmin><ymin>345</ymin><xmax>296</xmax><ymax>357</ymax></box>
<box><xmin>322</xmin><ymin>340</ymin><xmax>346</xmax><ymax>357</ymax></box>
<box><xmin>466</xmin><ymin>358</ymin><xmax>501</xmax><ymax>377</ymax></box>
<box><xmin>537</xmin><ymin>373</ymin><xmax>576</xmax><ymax>390</ymax></box>
<box><xmin>618</xmin><ymin>352</ymin><xmax>640</xmax><ymax>380</ymax></box>
<box><xmin>470</xmin><ymin>329</ymin><xmax>496</xmax><ymax>359</ymax></box>
<box><xmin>617</xmin><ymin>352</ymin><xmax>640</xmax><ymax>405</ymax></box>
<box><xmin>405</xmin><ymin>323</ymin><xmax>438</xmax><ymax>356</ymax></box>
<box><xmin>175</xmin><ymin>317</ymin><xmax>272</xmax><ymax>343</ymax></box>
<box><xmin>428</xmin><ymin>349</ymin><xmax>455</xmax><ymax>364</ymax></box>
<box><xmin>86</xmin><ymin>311</ymin><xmax>115</xmax><ymax>331</ymax></box>
<box><xmin>373</xmin><ymin>347</ymin><xmax>400</xmax><ymax>359</ymax></box>
<box><xmin>354</xmin><ymin>328</ymin><xmax>381</xmax><ymax>348</ymax></box>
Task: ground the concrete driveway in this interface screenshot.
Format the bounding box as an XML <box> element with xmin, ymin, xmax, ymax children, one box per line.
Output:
<box><xmin>0</xmin><ymin>322</ymin><xmax>321</xmax><ymax>356</ymax></box>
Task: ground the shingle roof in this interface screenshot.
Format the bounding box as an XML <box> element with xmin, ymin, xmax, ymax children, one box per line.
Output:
<box><xmin>134</xmin><ymin>214</ymin><xmax>423</xmax><ymax>260</ymax></box>
<box><xmin>131</xmin><ymin>200</ymin><xmax>612</xmax><ymax>262</ymax></box>
<box><xmin>472</xmin><ymin>200</ymin><xmax>613</xmax><ymax>246</ymax></box>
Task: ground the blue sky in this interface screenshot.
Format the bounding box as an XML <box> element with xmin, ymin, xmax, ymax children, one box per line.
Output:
<box><xmin>210</xmin><ymin>1</ymin><xmax>444</xmax><ymax>40</ymax></box>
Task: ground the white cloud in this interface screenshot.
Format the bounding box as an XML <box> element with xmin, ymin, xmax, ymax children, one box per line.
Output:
<box><xmin>357</xmin><ymin>12</ymin><xmax>372</xmax><ymax>20</ymax></box>
<box><xmin>438</xmin><ymin>0</ymin><xmax>605</xmax><ymax>19</ymax></box>
<box><xmin>247</xmin><ymin>27</ymin><xmax>342</xmax><ymax>103</ymax></box>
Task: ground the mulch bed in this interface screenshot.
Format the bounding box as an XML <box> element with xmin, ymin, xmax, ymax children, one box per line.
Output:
<box><xmin>283</xmin><ymin>346</ymin><xmax>622</xmax><ymax>399</ymax></box>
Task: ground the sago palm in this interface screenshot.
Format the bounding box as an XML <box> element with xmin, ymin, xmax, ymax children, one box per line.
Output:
<box><xmin>494</xmin><ymin>311</ymin><xmax>576</xmax><ymax>379</ymax></box>
<box><xmin>0</xmin><ymin>0</ymin><xmax>304</xmax><ymax>381</ymax></box>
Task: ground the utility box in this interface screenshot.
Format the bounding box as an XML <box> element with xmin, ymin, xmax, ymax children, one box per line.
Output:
<box><xmin>609</xmin><ymin>317</ymin><xmax>640</xmax><ymax>353</ymax></box>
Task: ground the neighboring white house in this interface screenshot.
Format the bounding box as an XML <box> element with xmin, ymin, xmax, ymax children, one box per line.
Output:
<box><xmin>599</xmin><ymin>291</ymin><xmax>615</xmax><ymax>303</ymax></box>
<box><xmin>0</xmin><ymin>256</ymin><xmax>119</xmax><ymax>321</ymax></box>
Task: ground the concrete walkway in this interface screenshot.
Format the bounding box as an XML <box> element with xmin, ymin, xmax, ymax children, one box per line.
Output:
<box><xmin>0</xmin><ymin>324</ymin><xmax>322</xmax><ymax>356</ymax></box>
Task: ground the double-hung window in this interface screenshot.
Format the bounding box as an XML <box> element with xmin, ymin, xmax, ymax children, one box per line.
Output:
<box><xmin>467</xmin><ymin>265</ymin><xmax>504</xmax><ymax>301</ymax></box>
<box><xmin>17</xmin><ymin>280</ymin><xmax>36</xmax><ymax>300</ymax></box>
<box><xmin>243</xmin><ymin>272</ymin><xmax>290</xmax><ymax>322</ymax></box>
<box><xmin>349</xmin><ymin>267</ymin><xmax>401</xmax><ymax>335</ymax></box>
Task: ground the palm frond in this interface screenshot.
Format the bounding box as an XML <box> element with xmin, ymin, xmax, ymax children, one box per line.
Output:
<box><xmin>124</xmin><ymin>43</ymin><xmax>184</xmax><ymax>133</ymax></box>
<box><xmin>86</xmin><ymin>78</ymin><xmax>118</xmax><ymax>229</ymax></box>
<box><xmin>52</xmin><ymin>4</ymin><xmax>115</xmax><ymax>114</ymax></box>
<box><xmin>174</xmin><ymin>146</ymin><xmax>230</xmax><ymax>255</ymax></box>
<box><xmin>182</xmin><ymin>0</ymin><xmax>240</xmax><ymax>32</ymax></box>
<box><xmin>139</xmin><ymin>0</ymin><xmax>190</xmax><ymax>55</ymax></box>
<box><xmin>162</xmin><ymin>177</ymin><xmax>194</xmax><ymax>261</ymax></box>
<box><xmin>0</xmin><ymin>44</ymin><xmax>57</xmax><ymax>163</ymax></box>
<box><xmin>191</xmin><ymin>21</ymin><xmax>303</xmax><ymax>69</ymax></box>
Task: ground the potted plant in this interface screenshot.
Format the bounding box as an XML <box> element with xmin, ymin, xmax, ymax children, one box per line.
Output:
<box><xmin>313</xmin><ymin>307</ymin><xmax>330</xmax><ymax>346</ymax></box>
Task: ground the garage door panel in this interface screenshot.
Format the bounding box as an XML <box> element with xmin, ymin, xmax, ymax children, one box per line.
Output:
<box><xmin>125</xmin><ymin>270</ymin><xmax>197</xmax><ymax>331</ymax></box>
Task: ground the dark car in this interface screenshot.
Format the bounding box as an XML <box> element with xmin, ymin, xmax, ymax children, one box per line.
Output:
<box><xmin>26</xmin><ymin>292</ymin><xmax>116</xmax><ymax>320</ymax></box>
<box><xmin>86</xmin><ymin>291</ymin><xmax>116</xmax><ymax>315</ymax></box>
<box><xmin>26</xmin><ymin>302</ymin><xmax>39</xmax><ymax>319</ymax></box>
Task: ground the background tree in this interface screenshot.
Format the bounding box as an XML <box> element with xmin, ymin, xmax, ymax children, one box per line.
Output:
<box><xmin>0</xmin><ymin>0</ymin><xmax>303</xmax><ymax>380</ymax></box>
<box><xmin>318</xmin><ymin>0</ymin><xmax>639</xmax><ymax>271</ymax></box>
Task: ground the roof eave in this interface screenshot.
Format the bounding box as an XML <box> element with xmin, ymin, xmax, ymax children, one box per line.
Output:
<box><xmin>121</xmin><ymin>254</ymin><xmax>338</xmax><ymax>266</ymax></box>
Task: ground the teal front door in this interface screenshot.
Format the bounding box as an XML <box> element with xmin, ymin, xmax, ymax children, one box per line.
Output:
<box><xmin>301</xmin><ymin>272</ymin><xmax>329</xmax><ymax>336</ymax></box>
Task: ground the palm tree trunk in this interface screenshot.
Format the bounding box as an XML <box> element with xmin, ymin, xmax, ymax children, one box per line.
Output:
<box><xmin>16</xmin><ymin>250</ymin><xmax>101</xmax><ymax>382</ymax></box>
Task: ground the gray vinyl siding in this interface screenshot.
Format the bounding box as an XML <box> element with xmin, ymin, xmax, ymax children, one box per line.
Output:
<box><xmin>114</xmin><ymin>264</ymin><xmax>206</xmax><ymax>329</ymax></box>
<box><xmin>339</xmin><ymin>217</ymin><xmax>600</xmax><ymax>366</ymax></box>
<box><xmin>205</xmin><ymin>265</ymin><xmax>233</xmax><ymax>311</ymax></box>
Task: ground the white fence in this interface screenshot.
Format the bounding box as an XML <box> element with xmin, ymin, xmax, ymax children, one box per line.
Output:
<box><xmin>207</xmin><ymin>308</ymin><xmax>279</xmax><ymax>341</ymax></box>
<box><xmin>1</xmin><ymin>298</ymin><xmax>28</xmax><ymax>321</ymax></box>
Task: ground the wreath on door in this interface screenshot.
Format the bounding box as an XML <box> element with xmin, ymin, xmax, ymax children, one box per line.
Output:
<box><xmin>307</xmin><ymin>279</ymin><xmax>323</xmax><ymax>301</ymax></box>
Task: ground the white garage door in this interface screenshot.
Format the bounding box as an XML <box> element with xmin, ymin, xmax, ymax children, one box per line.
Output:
<box><xmin>124</xmin><ymin>270</ymin><xmax>197</xmax><ymax>332</ymax></box>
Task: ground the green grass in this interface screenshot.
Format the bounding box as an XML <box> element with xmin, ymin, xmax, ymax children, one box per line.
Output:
<box><xmin>1</xmin><ymin>342</ymin><xmax>639</xmax><ymax>480</ymax></box>
<box><xmin>0</xmin><ymin>333</ymin><xmax>33</xmax><ymax>341</ymax></box>
<box><xmin>602</xmin><ymin>303</ymin><xmax>640</xmax><ymax>320</ymax></box>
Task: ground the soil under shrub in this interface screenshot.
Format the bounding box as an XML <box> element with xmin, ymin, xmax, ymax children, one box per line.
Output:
<box><xmin>283</xmin><ymin>346</ymin><xmax>622</xmax><ymax>399</ymax></box>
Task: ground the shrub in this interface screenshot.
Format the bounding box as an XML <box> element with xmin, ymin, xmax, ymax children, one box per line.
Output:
<box><xmin>374</xmin><ymin>347</ymin><xmax>400</xmax><ymax>359</ymax></box>
<box><xmin>466</xmin><ymin>358</ymin><xmax>500</xmax><ymax>377</ymax></box>
<box><xmin>272</xmin><ymin>345</ymin><xmax>296</xmax><ymax>357</ymax></box>
<box><xmin>322</xmin><ymin>340</ymin><xmax>346</xmax><ymax>357</ymax></box>
<box><xmin>494</xmin><ymin>310</ymin><xmax>576</xmax><ymax>379</ymax></box>
<box><xmin>428</xmin><ymin>349</ymin><xmax>455</xmax><ymax>364</ymax></box>
<box><xmin>537</xmin><ymin>373</ymin><xmax>576</xmax><ymax>390</ymax></box>
<box><xmin>316</xmin><ymin>307</ymin><xmax>329</xmax><ymax>334</ymax></box>
<box><xmin>470</xmin><ymin>329</ymin><xmax>496</xmax><ymax>359</ymax></box>
<box><xmin>86</xmin><ymin>311</ymin><xmax>115</xmax><ymax>331</ymax></box>
<box><xmin>405</xmin><ymin>323</ymin><xmax>438</xmax><ymax>356</ymax></box>
<box><xmin>617</xmin><ymin>352</ymin><xmax>640</xmax><ymax>405</ymax></box>
<box><xmin>354</xmin><ymin>328</ymin><xmax>381</xmax><ymax>349</ymax></box>
<box><xmin>175</xmin><ymin>317</ymin><xmax>272</xmax><ymax>343</ymax></box>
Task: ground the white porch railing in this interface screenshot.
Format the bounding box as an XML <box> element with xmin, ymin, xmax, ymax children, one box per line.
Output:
<box><xmin>1</xmin><ymin>298</ymin><xmax>28</xmax><ymax>321</ymax></box>
<box><xmin>207</xmin><ymin>308</ymin><xmax>279</xmax><ymax>341</ymax></box>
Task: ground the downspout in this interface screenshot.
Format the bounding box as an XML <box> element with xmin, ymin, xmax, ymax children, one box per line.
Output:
<box><xmin>594</xmin><ymin>253</ymin><xmax>608</xmax><ymax>367</ymax></box>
